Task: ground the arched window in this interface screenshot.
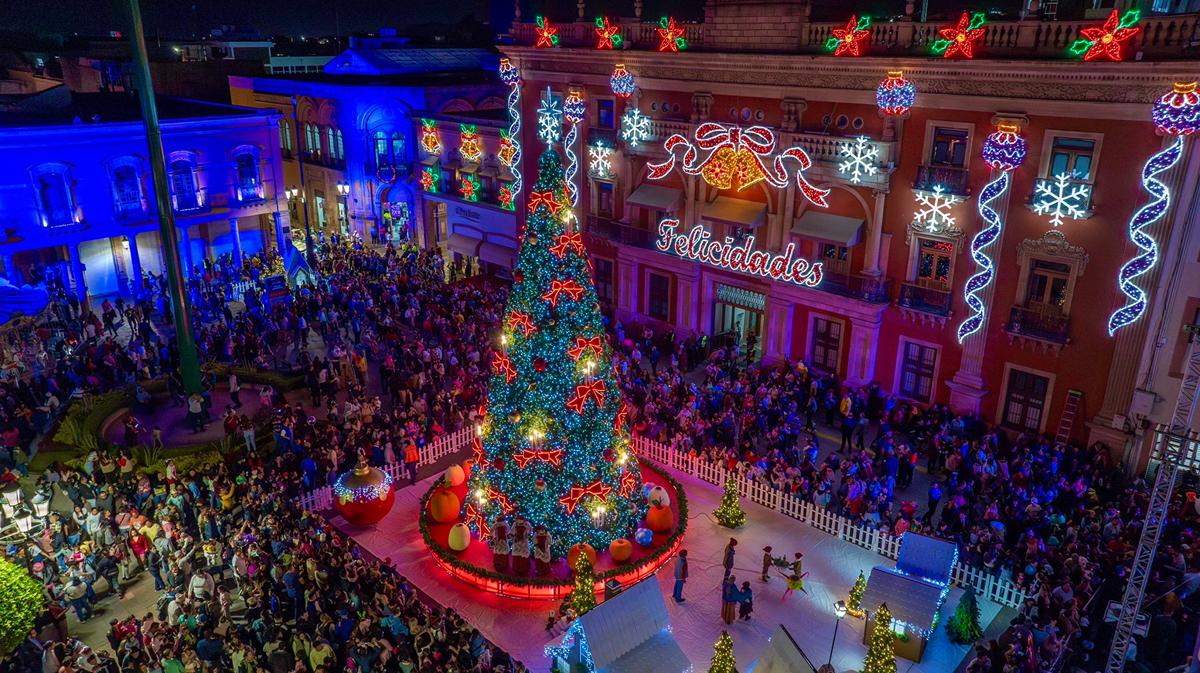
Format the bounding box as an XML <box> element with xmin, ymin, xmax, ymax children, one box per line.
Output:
<box><xmin>325</xmin><ymin>126</ymin><xmax>335</xmax><ymax>160</ymax></box>
<box><xmin>168</xmin><ymin>151</ymin><xmax>202</xmax><ymax>212</ymax></box>
<box><xmin>279</xmin><ymin>119</ymin><xmax>293</xmax><ymax>154</ymax></box>
<box><xmin>109</xmin><ymin>156</ymin><xmax>146</xmax><ymax>218</ymax></box>
<box><xmin>306</xmin><ymin>123</ymin><xmax>318</xmax><ymax>156</ymax></box>
<box><xmin>373</xmin><ymin>131</ymin><xmax>388</xmax><ymax>168</ymax></box>
<box><xmin>334</xmin><ymin>128</ymin><xmax>344</xmax><ymax>161</ymax></box>
<box><xmin>232</xmin><ymin>146</ymin><xmax>262</xmax><ymax>202</ymax></box>
<box><xmin>29</xmin><ymin>162</ymin><xmax>78</xmax><ymax>227</ymax></box>
<box><xmin>390</xmin><ymin>132</ymin><xmax>404</xmax><ymax>164</ymax></box>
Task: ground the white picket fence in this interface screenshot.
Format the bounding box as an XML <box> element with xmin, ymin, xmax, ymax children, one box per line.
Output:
<box><xmin>293</xmin><ymin>427</ymin><xmax>1028</xmax><ymax>609</ymax></box>
<box><xmin>631</xmin><ymin>434</ymin><xmax>1030</xmax><ymax>609</ymax></box>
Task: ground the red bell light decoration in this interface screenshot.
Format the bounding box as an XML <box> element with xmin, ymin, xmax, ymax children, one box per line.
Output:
<box><xmin>334</xmin><ymin>457</ymin><xmax>395</xmax><ymax>525</ymax></box>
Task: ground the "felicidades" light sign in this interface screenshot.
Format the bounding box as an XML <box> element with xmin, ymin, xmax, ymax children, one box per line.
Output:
<box><xmin>655</xmin><ymin>219</ymin><xmax>824</xmax><ymax>288</ymax></box>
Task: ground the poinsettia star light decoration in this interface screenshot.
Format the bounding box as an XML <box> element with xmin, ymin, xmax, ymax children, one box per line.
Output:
<box><xmin>419</xmin><ymin>167</ymin><xmax>439</xmax><ymax>193</ymax></box>
<box><xmin>826</xmin><ymin>15</ymin><xmax>871</xmax><ymax>56</ymax></box>
<box><xmin>1071</xmin><ymin>9</ymin><xmax>1141</xmax><ymax>61</ymax></box>
<box><xmin>595</xmin><ymin>16</ymin><xmax>622</xmax><ymax>49</ymax></box>
<box><xmin>498</xmin><ymin>185</ymin><xmax>515</xmax><ymax>211</ymax></box>
<box><xmin>933</xmin><ymin>11</ymin><xmax>987</xmax><ymax>59</ymax></box>
<box><xmin>535</xmin><ymin>15</ymin><xmax>559</xmax><ymax>48</ymax></box>
<box><xmin>657</xmin><ymin>16</ymin><xmax>687</xmax><ymax>52</ymax></box>
<box><xmin>459</xmin><ymin>174</ymin><xmax>482</xmax><ymax>202</ymax></box>
<box><xmin>610</xmin><ymin>63</ymin><xmax>636</xmax><ymax>99</ymax></box>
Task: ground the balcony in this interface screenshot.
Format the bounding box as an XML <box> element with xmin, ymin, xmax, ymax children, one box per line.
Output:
<box><xmin>585</xmin><ymin>216</ymin><xmax>659</xmax><ymax>249</ymax></box>
<box><xmin>914</xmin><ymin>165</ymin><xmax>970</xmax><ymax>197</ymax></box>
<box><xmin>898</xmin><ymin>282</ymin><xmax>953</xmax><ymax>325</ymax></box>
<box><xmin>1005</xmin><ymin>305</ymin><xmax>1071</xmax><ymax>353</ymax></box>
<box><xmin>817</xmin><ymin>273</ymin><xmax>892</xmax><ymax>304</ymax></box>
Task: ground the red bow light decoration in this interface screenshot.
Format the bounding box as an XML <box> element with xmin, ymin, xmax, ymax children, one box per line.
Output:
<box><xmin>471</xmin><ymin>436</ymin><xmax>485</xmax><ymax>465</ymax></box>
<box><xmin>619</xmin><ymin>470</ymin><xmax>638</xmax><ymax>497</ymax></box>
<box><xmin>567</xmin><ymin>335</ymin><xmax>603</xmax><ymax>361</ymax></box>
<box><xmin>512</xmin><ymin>448</ymin><xmax>565</xmax><ymax>469</ymax></box>
<box><xmin>527</xmin><ymin>190</ymin><xmax>563</xmax><ymax>215</ymax></box>
<box><xmin>560</xmin><ymin>480</ymin><xmax>613</xmax><ymax>513</ymax></box>
<box><xmin>549</xmin><ymin>232</ymin><xmax>584</xmax><ymax>258</ymax></box>
<box><xmin>542</xmin><ymin>278</ymin><xmax>584</xmax><ymax>307</ymax></box>
<box><xmin>492</xmin><ymin>352</ymin><xmax>516</xmax><ymax>383</ymax></box>
<box><xmin>616</xmin><ymin>402</ymin><xmax>628</xmax><ymax>430</ymax></box>
<box><xmin>488</xmin><ymin>487</ymin><xmax>515</xmax><ymax>514</ymax></box>
<box><xmin>465</xmin><ymin>502</ymin><xmax>491</xmax><ymax>539</ymax></box>
<box><xmin>507</xmin><ymin>311</ymin><xmax>536</xmax><ymax>337</ymax></box>
<box><xmin>647</xmin><ymin>122</ymin><xmax>830</xmax><ymax>207</ymax></box>
<box><xmin>567</xmin><ymin>379</ymin><xmax>606</xmax><ymax>413</ymax></box>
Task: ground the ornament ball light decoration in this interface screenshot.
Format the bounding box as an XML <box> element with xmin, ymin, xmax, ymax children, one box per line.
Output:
<box><xmin>1070</xmin><ymin>9</ymin><xmax>1141</xmax><ymax>61</ymax></box>
<box><xmin>595</xmin><ymin>16</ymin><xmax>622</xmax><ymax>49</ymax></box>
<box><xmin>657</xmin><ymin>16</ymin><xmax>688</xmax><ymax>52</ymax></box>
<box><xmin>610</xmin><ymin>64</ymin><xmax>636</xmax><ymax>99</ymax></box>
<box><xmin>876</xmin><ymin>70</ymin><xmax>917</xmax><ymax>117</ymax></box>
<box><xmin>958</xmin><ymin>123</ymin><xmax>1027</xmax><ymax>343</ymax></box>
<box><xmin>1108</xmin><ymin>81</ymin><xmax>1200</xmax><ymax>335</ymax></box>
<box><xmin>932</xmin><ymin>11</ymin><xmax>987</xmax><ymax>59</ymax></box>
<box><xmin>826</xmin><ymin>15</ymin><xmax>871</xmax><ymax>56</ymax></box>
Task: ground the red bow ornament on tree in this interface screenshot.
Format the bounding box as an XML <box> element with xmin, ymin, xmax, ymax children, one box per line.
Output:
<box><xmin>549</xmin><ymin>232</ymin><xmax>584</xmax><ymax>258</ymax></box>
<box><xmin>647</xmin><ymin>122</ymin><xmax>830</xmax><ymax>207</ymax></box>
<box><xmin>566</xmin><ymin>379</ymin><xmax>606</xmax><ymax>413</ymax></box>
<box><xmin>542</xmin><ymin>278</ymin><xmax>584</xmax><ymax>307</ymax></box>
<box><xmin>512</xmin><ymin>448</ymin><xmax>565</xmax><ymax>469</ymax></box>
<box><xmin>619</xmin><ymin>470</ymin><xmax>638</xmax><ymax>496</ymax></box>
<box><xmin>567</xmin><ymin>335</ymin><xmax>603</xmax><ymax>361</ymax></box>
<box><xmin>559</xmin><ymin>480</ymin><xmax>613</xmax><ymax>513</ymax></box>
<box><xmin>492</xmin><ymin>352</ymin><xmax>516</xmax><ymax>383</ymax></box>
<box><xmin>465</xmin><ymin>502</ymin><xmax>491</xmax><ymax>539</ymax></box>
<box><xmin>507</xmin><ymin>311</ymin><xmax>536</xmax><ymax>337</ymax></box>
<box><xmin>527</xmin><ymin>190</ymin><xmax>562</xmax><ymax>215</ymax></box>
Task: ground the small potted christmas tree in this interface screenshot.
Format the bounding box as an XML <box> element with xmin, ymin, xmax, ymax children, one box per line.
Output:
<box><xmin>847</xmin><ymin>570</ymin><xmax>867</xmax><ymax>618</ymax></box>
<box><xmin>946</xmin><ymin>587</ymin><xmax>984</xmax><ymax>644</ymax></box>
<box><xmin>863</xmin><ymin>603</ymin><xmax>897</xmax><ymax>673</ymax></box>
<box><xmin>708</xmin><ymin>631</ymin><xmax>737</xmax><ymax>673</ymax></box>
<box><xmin>566</xmin><ymin>552</ymin><xmax>597</xmax><ymax>617</ymax></box>
<box><xmin>714</xmin><ymin>477</ymin><xmax>747</xmax><ymax>528</ymax></box>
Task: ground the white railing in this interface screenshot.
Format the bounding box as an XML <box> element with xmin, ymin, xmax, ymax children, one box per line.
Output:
<box><xmin>630</xmin><ymin>434</ymin><xmax>1029</xmax><ymax>609</ymax></box>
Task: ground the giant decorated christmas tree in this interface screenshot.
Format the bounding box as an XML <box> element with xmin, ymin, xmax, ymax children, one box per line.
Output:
<box><xmin>466</xmin><ymin>148</ymin><xmax>646</xmax><ymax>556</ymax></box>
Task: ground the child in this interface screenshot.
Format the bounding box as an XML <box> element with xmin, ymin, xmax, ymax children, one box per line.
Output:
<box><xmin>761</xmin><ymin>546</ymin><xmax>774</xmax><ymax>582</ymax></box>
<box><xmin>777</xmin><ymin>568</ymin><xmax>808</xmax><ymax>601</ymax></box>
<box><xmin>738</xmin><ymin>581</ymin><xmax>754</xmax><ymax>620</ymax></box>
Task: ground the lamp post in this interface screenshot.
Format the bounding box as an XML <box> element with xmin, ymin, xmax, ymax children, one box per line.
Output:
<box><xmin>336</xmin><ymin>181</ymin><xmax>350</xmax><ymax>236</ymax></box>
<box><xmin>829</xmin><ymin>600</ymin><xmax>848</xmax><ymax>667</ymax></box>
<box><xmin>289</xmin><ymin>95</ymin><xmax>315</xmax><ymax>258</ymax></box>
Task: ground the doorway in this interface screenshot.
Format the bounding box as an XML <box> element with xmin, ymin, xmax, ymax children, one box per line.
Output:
<box><xmin>712</xmin><ymin>284</ymin><xmax>766</xmax><ymax>362</ymax></box>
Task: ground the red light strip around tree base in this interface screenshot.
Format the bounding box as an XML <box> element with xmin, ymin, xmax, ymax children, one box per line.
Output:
<box><xmin>656</xmin><ymin>219</ymin><xmax>824</xmax><ymax>288</ymax></box>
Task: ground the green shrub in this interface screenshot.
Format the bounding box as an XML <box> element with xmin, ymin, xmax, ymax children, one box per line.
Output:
<box><xmin>0</xmin><ymin>557</ymin><xmax>44</xmax><ymax>656</ymax></box>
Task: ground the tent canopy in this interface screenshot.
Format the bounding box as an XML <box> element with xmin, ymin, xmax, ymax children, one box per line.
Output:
<box><xmin>704</xmin><ymin>196</ymin><xmax>766</xmax><ymax>228</ymax></box>
<box><xmin>626</xmin><ymin>183</ymin><xmax>683</xmax><ymax>212</ymax></box>
<box><xmin>791</xmin><ymin>211</ymin><xmax>864</xmax><ymax>246</ymax></box>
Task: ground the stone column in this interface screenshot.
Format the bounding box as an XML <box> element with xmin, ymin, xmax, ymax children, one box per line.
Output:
<box><xmin>781</xmin><ymin>98</ymin><xmax>808</xmax><ymax>133</ymax></box>
<box><xmin>863</xmin><ymin>190</ymin><xmax>887</xmax><ymax>276</ymax></box>
<box><xmin>762</xmin><ymin>300</ymin><xmax>794</xmax><ymax>363</ymax></box>
<box><xmin>618</xmin><ymin>259</ymin><xmax>639</xmax><ymax>316</ymax></box>
<box><xmin>272</xmin><ymin>211</ymin><xmax>287</xmax><ymax>252</ymax></box>
<box><xmin>846</xmin><ymin>316</ymin><xmax>882</xmax><ymax>386</ymax></box>
<box><xmin>229</xmin><ymin>217</ymin><xmax>243</xmax><ymax>266</ymax></box>
<box><xmin>675</xmin><ymin>271</ymin><xmax>700</xmax><ymax>334</ymax></box>
<box><xmin>179</xmin><ymin>225</ymin><xmax>195</xmax><ymax>274</ymax></box>
<box><xmin>126</xmin><ymin>234</ymin><xmax>143</xmax><ymax>298</ymax></box>
<box><xmin>68</xmin><ymin>242</ymin><xmax>88</xmax><ymax>304</ymax></box>
<box><xmin>690</xmin><ymin>92</ymin><xmax>714</xmax><ymax>123</ymax></box>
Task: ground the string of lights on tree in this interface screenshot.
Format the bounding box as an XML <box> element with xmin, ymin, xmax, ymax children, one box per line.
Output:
<box><xmin>957</xmin><ymin>123</ymin><xmax>1027</xmax><ymax>344</ymax></box>
<box><xmin>827</xmin><ymin>15</ymin><xmax>871</xmax><ymax>56</ymax></box>
<box><xmin>563</xmin><ymin>90</ymin><xmax>586</xmax><ymax>211</ymax></box>
<box><xmin>610</xmin><ymin>64</ymin><xmax>636</xmax><ymax>99</ymax></box>
<box><xmin>876</xmin><ymin>70</ymin><xmax>916</xmax><ymax>117</ymax></box>
<box><xmin>595</xmin><ymin>16</ymin><xmax>622</xmax><ymax>49</ymax></box>
<box><xmin>1108</xmin><ymin>81</ymin><xmax>1200</xmax><ymax>335</ymax></box>
<box><xmin>1070</xmin><ymin>9</ymin><xmax>1141</xmax><ymax>61</ymax></box>
<box><xmin>499</xmin><ymin>58</ymin><xmax>523</xmax><ymax>204</ymax></box>
<box><xmin>932</xmin><ymin>11</ymin><xmax>987</xmax><ymax>59</ymax></box>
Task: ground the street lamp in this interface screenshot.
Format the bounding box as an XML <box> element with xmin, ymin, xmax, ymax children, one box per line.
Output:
<box><xmin>1</xmin><ymin>481</ymin><xmax>21</xmax><ymax>507</ymax></box>
<box><xmin>829</xmin><ymin>600</ymin><xmax>848</xmax><ymax>667</ymax></box>
<box><xmin>336</xmin><ymin>181</ymin><xmax>350</xmax><ymax>236</ymax></box>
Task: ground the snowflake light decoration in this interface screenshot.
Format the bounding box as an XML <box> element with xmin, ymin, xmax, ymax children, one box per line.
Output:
<box><xmin>913</xmin><ymin>185</ymin><xmax>961</xmax><ymax>233</ymax></box>
<box><xmin>837</xmin><ymin>136</ymin><xmax>878</xmax><ymax>183</ymax></box>
<box><xmin>535</xmin><ymin>16</ymin><xmax>559</xmax><ymax>48</ymax></box>
<box><xmin>1070</xmin><ymin>9</ymin><xmax>1140</xmax><ymax>61</ymax></box>
<box><xmin>458</xmin><ymin>124</ymin><xmax>482</xmax><ymax>164</ymax></box>
<box><xmin>420</xmin><ymin>119</ymin><xmax>441</xmax><ymax>156</ymax></box>
<box><xmin>826</xmin><ymin>15</ymin><xmax>871</xmax><ymax>56</ymax></box>
<box><xmin>657</xmin><ymin>16</ymin><xmax>687</xmax><ymax>52</ymax></box>
<box><xmin>620</xmin><ymin>108</ymin><xmax>652</xmax><ymax>148</ymax></box>
<box><xmin>932</xmin><ymin>11</ymin><xmax>987</xmax><ymax>59</ymax></box>
<box><xmin>595</xmin><ymin>16</ymin><xmax>622</xmax><ymax>49</ymax></box>
<box><xmin>1032</xmin><ymin>173</ymin><xmax>1092</xmax><ymax>226</ymax></box>
<box><xmin>537</xmin><ymin>87</ymin><xmax>563</xmax><ymax>146</ymax></box>
<box><xmin>589</xmin><ymin>143</ymin><xmax>613</xmax><ymax>179</ymax></box>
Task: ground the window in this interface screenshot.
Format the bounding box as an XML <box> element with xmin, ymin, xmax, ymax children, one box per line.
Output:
<box><xmin>596</xmin><ymin>99</ymin><xmax>615</xmax><ymax>129</ymax></box>
<box><xmin>899</xmin><ymin>341</ymin><xmax>937</xmax><ymax>403</ymax></box>
<box><xmin>30</xmin><ymin>163</ymin><xmax>77</xmax><ymax>227</ymax></box>
<box><xmin>390</xmin><ymin>132</ymin><xmax>404</xmax><ymax>165</ymax></box>
<box><xmin>810</xmin><ymin>316</ymin><xmax>841</xmax><ymax>373</ymax></box>
<box><xmin>593</xmin><ymin>258</ymin><xmax>614</xmax><ymax>304</ymax></box>
<box><xmin>819</xmin><ymin>243</ymin><xmax>849</xmax><ymax>276</ymax></box>
<box><xmin>279</xmin><ymin>119</ymin><xmax>293</xmax><ymax>154</ymax></box>
<box><xmin>915</xmin><ymin>238</ymin><xmax>954</xmax><ymax>289</ymax></box>
<box><xmin>232</xmin><ymin>147</ymin><xmax>262</xmax><ymax>202</ymax></box>
<box><xmin>647</xmin><ymin>272</ymin><xmax>671</xmax><ymax>321</ymax></box>
<box><xmin>1024</xmin><ymin>259</ymin><xmax>1072</xmax><ymax>314</ymax></box>
<box><xmin>1002</xmin><ymin>368</ymin><xmax>1050</xmax><ymax>433</ymax></box>
<box><xmin>109</xmin><ymin>157</ymin><xmax>146</xmax><ymax>218</ymax></box>
<box><xmin>168</xmin><ymin>152</ymin><xmax>202</xmax><ymax>212</ymax></box>
<box><xmin>1047</xmin><ymin>136</ymin><xmax>1096</xmax><ymax>181</ymax></box>
<box><xmin>374</xmin><ymin>131</ymin><xmax>389</xmax><ymax>168</ymax></box>
<box><xmin>596</xmin><ymin>182</ymin><xmax>614</xmax><ymax>219</ymax></box>
<box><xmin>305</xmin><ymin>123</ymin><xmax>318</xmax><ymax>156</ymax></box>
<box><xmin>930</xmin><ymin>126</ymin><xmax>969</xmax><ymax>167</ymax></box>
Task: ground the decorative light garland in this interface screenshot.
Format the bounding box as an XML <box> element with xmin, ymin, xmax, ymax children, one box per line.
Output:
<box><xmin>420</xmin><ymin>119</ymin><xmax>441</xmax><ymax>156</ymax></box>
<box><xmin>1070</xmin><ymin>9</ymin><xmax>1140</xmax><ymax>61</ymax></box>
<box><xmin>957</xmin><ymin>123</ymin><xmax>1026</xmax><ymax>344</ymax></box>
<box><xmin>876</xmin><ymin>70</ymin><xmax>916</xmax><ymax>117</ymax></box>
<box><xmin>537</xmin><ymin>86</ymin><xmax>563</xmax><ymax>147</ymax></box>
<box><xmin>458</xmin><ymin>123</ymin><xmax>482</xmax><ymax>164</ymax></box>
<box><xmin>563</xmin><ymin>89</ymin><xmax>586</xmax><ymax>209</ymax></box>
<box><xmin>333</xmin><ymin>468</ymin><xmax>393</xmax><ymax>503</ymax></box>
<box><xmin>621</xmin><ymin>108</ymin><xmax>652</xmax><ymax>148</ymax></box>
<box><xmin>595</xmin><ymin>16</ymin><xmax>622</xmax><ymax>49</ymax></box>
<box><xmin>656</xmin><ymin>219</ymin><xmax>824</xmax><ymax>288</ymax></box>
<box><xmin>826</xmin><ymin>15</ymin><xmax>871</xmax><ymax>56</ymax></box>
<box><xmin>657</xmin><ymin>16</ymin><xmax>687</xmax><ymax>52</ymax></box>
<box><xmin>648</xmin><ymin>122</ymin><xmax>830</xmax><ymax>207</ymax></box>
<box><xmin>535</xmin><ymin>15</ymin><xmax>559</xmax><ymax>48</ymax></box>
<box><xmin>610</xmin><ymin>64</ymin><xmax>636</xmax><ymax>99</ymax></box>
<box><xmin>932</xmin><ymin>11</ymin><xmax>987</xmax><ymax>59</ymax></box>
<box><xmin>499</xmin><ymin>58</ymin><xmax>523</xmax><ymax>201</ymax></box>
<box><xmin>1108</xmin><ymin>81</ymin><xmax>1199</xmax><ymax>335</ymax></box>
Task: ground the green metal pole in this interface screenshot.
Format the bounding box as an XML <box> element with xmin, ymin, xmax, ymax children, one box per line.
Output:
<box><xmin>126</xmin><ymin>0</ymin><xmax>202</xmax><ymax>394</ymax></box>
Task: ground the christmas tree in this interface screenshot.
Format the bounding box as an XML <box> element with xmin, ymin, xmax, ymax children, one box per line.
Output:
<box><xmin>714</xmin><ymin>476</ymin><xmax>746</xmax><ymax>528</ymax></box>
<box><xmin>946</xmin><ymin>587</ymin><xmax>984</xmax><ymax>643</ymax></box>
<box><xmin>567</xmin><ymin>551</ymin><xmax>597</xmax><ymax>616</ymax></box>
<box><xmin>847</xmin><ymin>569</ymin><xmax>867</xmax><ymax>617</ymax></box>
<box><xmin>467</xmin><ymin>148</ymin><xmax>645</xmax><ymax>556</ymax></box>
<box><xmin>708</xmin><ymin>631</ymin><xmax>737</xmax><ymax>673</ymax></box>
<box><xmin>863</xmin><ymin>603</ymin><xmax>897</xmax><ymax>673</ymax></box>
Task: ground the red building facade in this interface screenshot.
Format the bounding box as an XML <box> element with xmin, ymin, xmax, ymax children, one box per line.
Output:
<box><xmin>499</xmin><ymin>4</ymin><xmax>1200</xmax><ymax>451</ymax></box>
